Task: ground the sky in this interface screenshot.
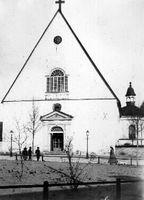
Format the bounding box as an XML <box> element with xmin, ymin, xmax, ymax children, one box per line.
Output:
<box><xmin>0</xmin><ymin>0</ymin><xmax>144</xmax><ymax>106</ymax></box>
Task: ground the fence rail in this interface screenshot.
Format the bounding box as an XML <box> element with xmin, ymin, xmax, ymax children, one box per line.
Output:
<box><xmin>0</xmin><ymin>153</ymin><xmax>144</xmax><ymax>166</ymax></box>
<box><xmin>0</xmin><ymin>178</ymin><xmax>143</xmax><ymax>200</ymax></box>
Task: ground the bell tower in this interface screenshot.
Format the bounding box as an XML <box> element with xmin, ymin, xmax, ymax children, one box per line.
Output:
<box><xmin>125</xmin><ymin>82</ymin><xmax>136</xmax><ymax>106</ymax></box>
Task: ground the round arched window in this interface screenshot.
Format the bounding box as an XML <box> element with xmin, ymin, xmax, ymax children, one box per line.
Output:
<box><xmin>51</xmin><ymin>70</ymin><xmax>64</xmax><ymax>77</ymax></box>
<box><xmin>51</xmin><ymin>126</ymin><xmax>63</xmax><ymax>132</ymax></box>
<box><xmin>46</xmin><ymin>69</ymin><xmax>68</xmax><ymax>93</ymax></box>
<box><xmin>129</xmin><ymin>125</ymin><xmax>136</xmax><ymax>140</ymax></box>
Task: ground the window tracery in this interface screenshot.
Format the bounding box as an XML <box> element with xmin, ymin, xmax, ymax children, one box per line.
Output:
<box><xmin>46</xmin><ymin>69</ymin><xmax>68</xmax><ymax>93</ymax></box>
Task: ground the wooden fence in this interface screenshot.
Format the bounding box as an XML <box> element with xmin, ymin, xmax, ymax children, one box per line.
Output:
<box><xmin>0</xmin><ymin>178</ymin><xmax>143</xmax><ymax>200</ymax></box>
<box><xmin>0</xmin><ymin>153</ymin><xmax>144</xmax><ymax>166</ymax></box>
<box><xmin>12</xmin><ymin>153</ymin><xmax>144</xmax><ymax>166</ymax></box>
<box><xmin>90</xmin><ymin>155</ymin><xmax>141</xmax><ymax>166</ymax></box>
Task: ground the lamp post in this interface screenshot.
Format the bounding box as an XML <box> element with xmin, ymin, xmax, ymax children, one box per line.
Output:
<box><xmin>86</xmin><ymin>130</ymin><xmax>89</xmax><ymax>159</ymax></box>
<box><xmin>10</xmin><ymin>130</ymin><xmax>13</xmax><ymax>157</ymax></box>
<box><xmin>136</xmin><ymin>119</ymin><xmax>139</xmax><ymax>167</ymax></box>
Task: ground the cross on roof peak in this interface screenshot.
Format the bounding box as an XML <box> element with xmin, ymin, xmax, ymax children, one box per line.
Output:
<box><xmin>55</xmin><ymin>0</ymin><xmax>65</xmax><ymax>12</ymax></box>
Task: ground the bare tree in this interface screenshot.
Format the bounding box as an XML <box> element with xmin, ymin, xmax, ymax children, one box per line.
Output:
<box><xmin>64</xmin><ymin>138</ymin><xmax>91</xmax><ymax>189</ymax></box>
<box><xmin>45</xmin><ymin>138</ymin><xmax>91</xmax><ymax>190</ymax></box>
<box><xmin>128</xmin><ymin>116</ymin><xmax>144</xmax><ymax>143</ymax></box>
<box><xmin>8</xmin><ymin>119</ymin><xmax>29</xmax><ymax>181</ymax></box>
<box><xmin>12</xmin><ymin>119</ymin><xmax>28</xmax><ymax>156</ymax></box>
<box><xmin>26</xmin><ymin>101</ymin><xmax>41</xmax><ymax>154</ymax></box>
<box><xmin>128</xmin><ymin>115</ymin><xmax>144</xmax><ymax>166</ymax></box>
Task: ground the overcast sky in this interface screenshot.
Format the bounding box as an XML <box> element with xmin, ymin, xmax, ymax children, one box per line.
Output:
<box><xmin>0</xmin><ymin>0</ymin><xmax>144</xmax><ymax>106</ymax></box>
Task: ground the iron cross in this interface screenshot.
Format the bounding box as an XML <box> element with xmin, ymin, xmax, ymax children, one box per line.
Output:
<box><xmin>55</xmin><ymin>0</ymin><xmax>65</xmax><ymax>12</ymax></box>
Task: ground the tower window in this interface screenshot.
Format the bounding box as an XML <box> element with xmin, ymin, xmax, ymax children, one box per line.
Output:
<box><xmin>46</xmin><ymin>69</ymin><xmax>68</xmax><ymax>93</ymax></box>
<box><xmin>129</xmin><ymin>125</ymin><xmax>136</xmax><ymax>140</ymax></box>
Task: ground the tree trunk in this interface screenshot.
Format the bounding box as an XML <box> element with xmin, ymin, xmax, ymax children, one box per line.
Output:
<box><xmin>136</xmin><ymin>121</ymin><xmax>139</xmax><ymax>167</ymax></box>
<box><xmin>32</xmin><ymin>134</ymin><xmax>35</xmax><ymax>154</ymax></box>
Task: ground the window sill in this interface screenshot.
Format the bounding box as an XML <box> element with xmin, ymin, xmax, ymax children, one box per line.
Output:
<box><xmin>45</xmin><ymin>92</ymin><xmax>69</xmax><ymax>100</ymax></box>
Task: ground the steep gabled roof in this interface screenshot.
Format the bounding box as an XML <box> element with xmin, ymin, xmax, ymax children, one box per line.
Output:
<box><xmin>1</xmin><ymin>1</ymin><xmax>120</xmax><ymax>108</ymax></box>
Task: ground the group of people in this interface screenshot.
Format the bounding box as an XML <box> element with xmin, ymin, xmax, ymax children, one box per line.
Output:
<box><xmin>22</xmin><ymin>146</ymin><xmax>117</xmax><ymax>163</ymax></box>
<box><xmin>22</xmin><ymin>147</ymin><xmax>41</xmax><ymax>161</ymax></box>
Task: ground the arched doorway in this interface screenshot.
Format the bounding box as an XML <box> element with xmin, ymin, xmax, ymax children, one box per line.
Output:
<box><xmin>51</xmin><ymin>126</ymin><xmax>64</xmax><ymax>151</ymax></box>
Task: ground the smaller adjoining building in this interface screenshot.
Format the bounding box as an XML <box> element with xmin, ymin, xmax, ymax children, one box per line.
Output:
<box><xmin>115</xmin><ymin>82</ymin><xmax>144</xmax><ymax>158</ymax></box>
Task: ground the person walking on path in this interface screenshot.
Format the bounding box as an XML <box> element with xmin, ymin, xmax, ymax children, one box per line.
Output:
<box><xmin>28</xmin><ymin>147</ymin><xmax>32</xmax><ymax>160</ymax></box>
<box><xmin>108</xmin><ymin>146</ymin><xmax>118</xmax><ymax>165</ymax></box>
<box><xmin>22</xmin><ymin>147</ymin><xmax>28</xmax><ymax>161</ymax></box>
<box><xmin>35</xmin><ymin>147</ymin><xmax>41</xmax><ymax>161</ymax></box>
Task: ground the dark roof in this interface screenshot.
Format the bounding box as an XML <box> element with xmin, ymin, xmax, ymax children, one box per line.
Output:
<box><xmin>121</xmin><ymin>103</ymin><xmax>144</xmax><ymax>117</ymax></box>
<box><xmin>125</xmin><ymin>82</ymin><xmax>136</xmax><ymax>97</ymax></box>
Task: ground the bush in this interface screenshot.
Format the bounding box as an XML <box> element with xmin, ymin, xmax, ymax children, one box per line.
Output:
<box><xmin>90</xmin><ymin>152</ymin><xmax>97</xmax><ymax>160</ymax></box>
<box><xmin>124</xmin><ymin>143</ymin><xmax>131</xmax><ymax>147</ymax></box>
<box><xmin>120</xmin><ymin>151</ymin><xmax>126</xmax><ymax>156</ymax></box>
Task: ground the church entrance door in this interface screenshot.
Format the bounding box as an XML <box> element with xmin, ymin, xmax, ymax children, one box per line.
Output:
<box><xmin>51</xmin><ymin>126</ymin><xmax>64</xmax><ymax>152</ymax></box>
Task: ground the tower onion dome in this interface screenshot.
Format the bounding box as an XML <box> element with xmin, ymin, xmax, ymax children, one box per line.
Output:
<box><xmin>120</xmin><ymin>82</ymin><xmax>144</xmax><ymax>117</ymax></box>
<box><xmin>125</xmin><ymin>82</ymin><xmax>136</xmax><ymax>97</ymax></box>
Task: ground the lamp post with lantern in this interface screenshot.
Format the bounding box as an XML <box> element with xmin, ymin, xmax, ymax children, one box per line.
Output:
<box><xmin>10</xmin><ymin>130</ymin><xmax>13</xmax><ymax>157</ymax></box>
<box><xmin>86</xmin><ymin>130</ymin><xmax>89</xmax><ymax>159</ymax></box>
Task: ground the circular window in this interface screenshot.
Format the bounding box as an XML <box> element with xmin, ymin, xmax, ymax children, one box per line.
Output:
<box><xmin>53</xmin><ymin>103</ymin><xmax>62</xmax><ymax>111</ymax></box>
<box><xmin>53</xmin><ymin>36</ymin><xmax>62</xmax><ymax>44</ymax></box>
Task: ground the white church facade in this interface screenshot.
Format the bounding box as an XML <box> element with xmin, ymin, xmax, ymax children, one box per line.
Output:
<box><xmin>1</xmin><ymin>1</ymin><xmax>138</xmax><ymax>155</ymax></box>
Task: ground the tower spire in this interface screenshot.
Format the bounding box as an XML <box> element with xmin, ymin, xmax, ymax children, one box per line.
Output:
<box><xmin>125</xmin><ymin>82</ymin><xmax>136</xmax><ymax>105</ymax></box>
<box><xmin>55</xmin><ymin>0</ymin><xmax>65</xmax><ymax>12</ymax></box>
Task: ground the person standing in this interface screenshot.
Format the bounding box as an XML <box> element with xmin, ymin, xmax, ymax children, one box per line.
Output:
<box><xmin>28</xmin><ymin>147</ymin><xmax>32</xmax><ymax>160</ymax></box>
<box><xmin>35</xmin><ymin>147</ymin><xmax>41</xmax><ymax>161</ymax></box>
<box><xmin>22</xmin><ymin>147</ymin><xmax>28</xmax><ymax>161</ymax></box>
<box><xmin>108</xmin><ymin>146</ymin><xmax>118</xmax><ymax>165</ymax></box>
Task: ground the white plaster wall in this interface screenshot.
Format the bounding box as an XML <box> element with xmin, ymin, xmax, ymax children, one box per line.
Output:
<box><xmin>0</xmin><ymin>13</ymin><xmax>122</xmax><ymax>154</ymax></box>
<box><xmin>1</xmin><ymin>99</ymin><xmax>121</xmax><ymax>153</ymax></box>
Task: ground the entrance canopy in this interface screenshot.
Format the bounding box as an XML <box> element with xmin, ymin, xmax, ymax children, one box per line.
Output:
<box><xmin>40</xmin><ymin>103</ymin><xmax>73</xmax><ymax>122</ymax></box>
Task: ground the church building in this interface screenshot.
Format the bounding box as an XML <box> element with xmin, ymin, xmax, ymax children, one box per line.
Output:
<box><xmin>0</xmin><ymin>1</ymin><xmax>123</xmax><ymax>154</ymax></box>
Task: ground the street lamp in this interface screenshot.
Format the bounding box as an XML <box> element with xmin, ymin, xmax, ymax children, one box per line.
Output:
<box><xmin>10</xmin><ymin>130</ymin><xmax>13</xmax><ymax>157</ymax></box>
<box><xmin>86</xmin><ymin>130</ymin><xmax>89</xmax><ymax>159</ymax></box>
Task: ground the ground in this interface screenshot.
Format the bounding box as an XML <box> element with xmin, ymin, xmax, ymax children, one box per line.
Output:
<box><xmin>0</xmin><ymin>157</ymin><xmax>143</xmax><ymax>199</ymax></box>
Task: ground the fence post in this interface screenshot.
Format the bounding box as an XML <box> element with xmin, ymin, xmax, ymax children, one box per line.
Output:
<box><xmin>42</xmin><ymin>154</ymin><xmax>44</xmax><ymax>162</ymax></box>
<box><xmin>116</xmin><ymin>178</ymin><xmax>121</xmax><ymax>200</ymax></box>
<box><xmin>98</xmin><ymin>156</ymin><xmax>100</xmax><ymax>164</ymax></box>
<box><xmin>43</xmin><ymin>181</ymin><xmax>49</xmax><ymax>200</ymax></box>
